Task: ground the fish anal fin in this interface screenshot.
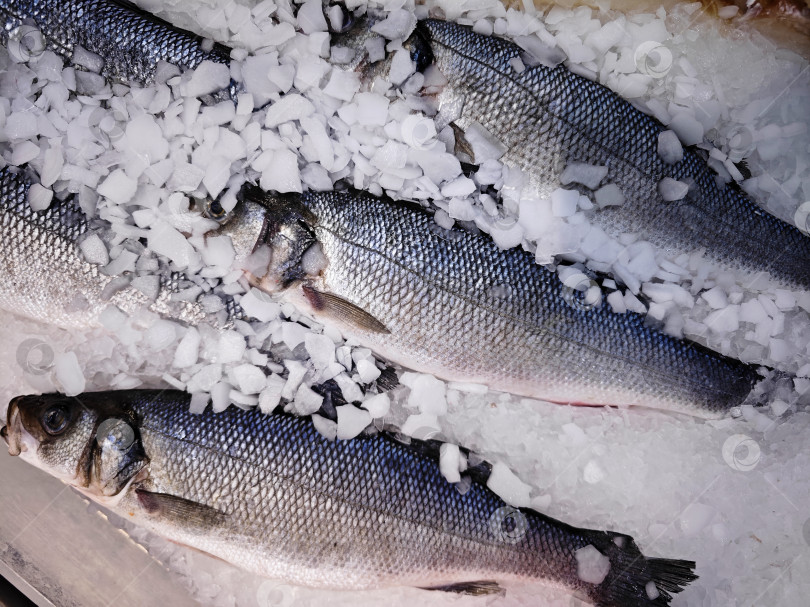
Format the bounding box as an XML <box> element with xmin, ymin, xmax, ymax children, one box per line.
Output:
<box><xmin>302</xmin><ymin>285</ymin><xmax>390</xmax><ymax>334</ymax></box>
<box><xmin>421</xmin><ymin>581</ymin><xmax>504</xmax><ymax>596</ymax></box>
<box><xmin>135</xmin><ymin>488</ymin><xmax>227</xmax><ymax>528</ymax></box>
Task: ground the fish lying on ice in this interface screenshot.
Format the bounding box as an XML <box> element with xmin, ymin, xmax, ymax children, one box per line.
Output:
<box><xmin>225</xmin><ymin>185</ymin><xmax>760</xmax><ymax>418</ymax></box>
<box><xmin>1</xmin><ymin>389</ymin><xmax>698</xmax><ymax>606</ymax></box>
<box><xmin>6</xmin><ymin>0</ymin><xmax>807</xmax><ymax>292</ymax></box>
<box><xmin>341</xmin><ymin>15</ymin><xmax>810</xmax><ymax>292</ymax></box>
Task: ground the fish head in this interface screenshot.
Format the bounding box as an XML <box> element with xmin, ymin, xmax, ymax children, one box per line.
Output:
<box><xmin>214</xmin><ymin>184</ymin><xmax>319</xmax><ymax>292</ymax></box>
<box><xmin>2</xmin><ymin>393</ymin><xmax>148</xmax><ymax>498</ymax></box>
<box><xmin>198</xmin><ymin>193</ymin><xmax>268</xmax><ymax>264</ymax></box>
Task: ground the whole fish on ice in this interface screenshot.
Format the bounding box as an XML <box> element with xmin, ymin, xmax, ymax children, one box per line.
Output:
<box><xmin>342</xmin><ymin>15</ymin><xmax>810</xmax><ymax>292</ymax></box>
<box><xmin>1</xmin><ymin>389</ymin><xmax>698</xmax><ymax>606</ymax></box>
<box><xmin>228</xmin><ymin>185</ymin><xmax>760</xmax><ymax>418</ymax></box>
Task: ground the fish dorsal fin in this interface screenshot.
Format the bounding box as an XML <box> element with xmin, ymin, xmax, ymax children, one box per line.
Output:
<box><xmin>135</xmin><ymin>488</ymin><xmax>227</xmax><ymax>528</ymax></box>
<box><xmin>302</xmin><ymin>285</ymin><xmax>390</xmax><ymax>334</ymax></box>
<box><xmin>421</xmin><ymin>581</ymin><xmax>504</xmax><ymax>596</ymax></box>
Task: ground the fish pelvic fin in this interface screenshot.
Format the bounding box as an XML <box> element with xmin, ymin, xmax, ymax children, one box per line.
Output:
<box><xmin>420</xmin><ymin>580</ymin><xmax>504</xmax><ymax>596</ymax></box>
<box><xmin>302</xmin><ymin>285</ymin><xmax>390</xmax><ymax>334</ymax></box>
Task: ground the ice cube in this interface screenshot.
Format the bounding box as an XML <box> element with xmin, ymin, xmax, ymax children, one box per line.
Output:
<box><xmin>264</xmin><ymin>94</ymin><xmax>315</xmax><ymax>128</ymax></box>
<box><xmin>323</xmin><ymin>70</ymin><xmax>361</xmax><ymax>102</ymax></box>
<box><xmin>297</xmin><ymin>0</ymin><xmax>328</xmax><ymax>34</ymax></box>
<box><xmin>439</xmin><ymin>443</ymin><xmax>461</xmax><ymax>483</ymax></box>
<box><xmin>173</xmin><ymin>327</ymin><xmax>201</xmax><ymax>368</ymax></box>
<box><xmin>54</xmin><ymin>351</ymin><xmax>85</xmax><ymax>397</ymax></box>
<box><xmin>575</xmin><ymin>545</ymin><xmax>611</xmax><ymax>584</ymax></box>
<box><xmin>487</xmin><ymin>461</ymin><xmax>531</xmax><ymax>507</ymax></box>
<box><xmin>370</xmin><ymin>9</ymin><xmax>416</xmax><ymax>40</ymax></box>
<box><xmin>259</xmin><ymin>149</ymin><xmax>302</xmax><ymax>193</ymax></box>
<box><xmin>292</xmin><ymin>383</ymin><xmax>323</xmax><ymax>415</ymax></box>
<box><xmin>239</xmin><ymin>288</ymin><xmax>280</xmax><ymax>322</ymax></box>
<box><xmin>184</xmin><ymin>60</ymin><xmax>231</xmax><ymax>98</ymax></box>
<box><xmin>356</xmin><ymin>358</ymin><xmax>381</xmax><ymax>383</ymax></box>
<box><xmin>361</xmin><ymin>392</ymin><xmax>390</xmax><ymax>418</ymax></box>
<box><xmin>218</xmin><ymin>330</ymin><xmax>247</xmax><ymax>363</ymax></box>
<box><xmin>28</xmin><ymin>183</ymin><xmax>53</xmax><ymax>211</ymax></box>
<box><xmin>657</xmin><ymin>130</ymin><xmax>683</xmax><ymax>164</ymax></box>
<box><xmin>658</xmin><ymin>177</ymin><xmax>689</xmax><ymax>201</ymax></box>
<box><xmin>98</xmin><ymin>169</ymin><xmax>138</xmax><ymax>205</ymax></box>
<box><xmin>669</xmin><ymin>112</ymin><xmax>704</xmax><ymax>146</ymax></box>
<box><xmin>231</xmin><ymin>364</ymin><xmax>267</xmax><ymax>394</ymax></box>
<box><xmin>594</xmin><ymin>183</ymin><xmax>625</xmax><ymax>208</ymax></box>
<box><xmin>147</xmin><ymin>220</ymin><xmax>199</xmax><ymax>270</ymax></box>
<box><xmin>560</xmin><ymin>162</ymin><xmax>608</xmax><ymax>189</ymax></box>
<box><xmin>551</xmin><ymin>188</ymin><xmax>580</xmax><ymax>217</ymax></box>
<box><xmin>336</xmin><ymin>405</ymin><xmax>372</xmax><ymax>440</ymax></box>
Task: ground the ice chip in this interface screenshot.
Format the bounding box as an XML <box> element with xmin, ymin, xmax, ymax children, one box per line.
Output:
<box><xmin>439</xmin><ymin>443</ymin><xmax>462</xmax><ymax>484</ymax></box>
<box><xmin>336</xmin><ymin>405</ymin><xmax>372</xmax><ymax>440</ymax></box>
<box><xmin>658</xmin><ymin>177</ymin><xmax>689</xmax><ymax>201</ymax></box>
<box><xmin>575</xmin><ymin>545</ymin><xmax>611</xmax><ymax>584</ymax></box>
<box><xmin>185</xmin><ymin>60</ymin><xmax>230</xmax><ymax>98</ymax></box>
<box><xmin>657</xmin><ymin>130</ymin><xmax>683</xmax><ymax>164</ymax></box>
<box><xmin>361</xmin><ymin>392</ymin><xmax>390</xmax><ymax>418</ymax></box>
<box><xmin>54</xmin><ymin>351</ymin><xmax>85</xmax><ymax>397</ymax></box>
<box><xmin>560</xmin><ymin>162</ymin><xmax>608</xmax><ymax>189</ymax></box>
<box><xmin>232</xmin><ymin>364</ymin><xmax>267</xmax><ymax>395</ymax></box>
<box><xmin>28</xmin><ymin>183</ymin><xmax>53</xmax><ymax>211</ymax></box>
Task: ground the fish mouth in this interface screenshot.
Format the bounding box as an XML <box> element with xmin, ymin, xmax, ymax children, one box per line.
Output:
<box><xmin>2</xmin><ymin>397</ymin><xmax>23</xmax><ymax>456</ymax></box>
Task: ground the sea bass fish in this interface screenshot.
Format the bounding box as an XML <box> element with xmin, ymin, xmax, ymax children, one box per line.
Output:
<box><xmin>348</xmin><ymin>17</ymin><xmax>810</xmax><ymax>292</ymax></box>
<box><xmin>0</xmin><ymin>165</ymin><xmax>243</xmax><ymax>330</ymax></box>
<box><xmin>1</xmin><ymin>389</ymin><xmax>698</xmax><ymax>605</ymax></box>
<box><xmin>228</xmin><ymin>185</ymin><xmax>760</xmax><ymax>418</ymax></box>
<box><xmin>0</xmin><ymin>0</ymin><xmax>230</xmax><ymax>88</ymax></box>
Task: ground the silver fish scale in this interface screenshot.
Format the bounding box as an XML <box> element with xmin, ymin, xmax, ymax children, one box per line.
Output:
<box><xmin>118</xmin><ymin>389</ymin><xmax>681</xmax><ymax>604</ymax></box>
<box><xmin>0</xmin><ymin>166</ymin><xmax>237</xmax><ymax>328</ymax></box>
<box><xmin>1</xmin><ymin>0</ymin><xmax>230</xmax><ymax>86</ymax></box>
<box><xmin>298</xmin><ymin>190</ymin><xmax>757</xmax><ymax>415</ymax></box>
<box><xmin>420</xmin><ymin>19</ymin><xmax>810</xmax><ymax>290</ymax></box>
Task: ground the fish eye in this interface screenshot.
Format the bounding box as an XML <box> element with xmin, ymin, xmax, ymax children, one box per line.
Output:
<box><xmin>41</xmin><ymin>404</ymin><xmax>71</xmax><ymax>436</ymax></box>
<box><xmin>202</xmin><ymin>198</ymin><xmax>228</xmax><ymax>222</ymax></box>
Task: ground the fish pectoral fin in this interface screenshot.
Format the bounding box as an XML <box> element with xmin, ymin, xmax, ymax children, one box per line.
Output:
<box><xmin>420</xmin><ymin>581</ymin><xmax>504</xmax><ymax>596</ymax></box>
<box><xmin>135</xmin><ymin>488</ymin><xmax>227</xmax><ymax>528</ymax></box>
<box><xmin>449</xmin><ymin>122</ymin><xmax>476</xmax><ymax>164</ymax></box>
<box><xmin>302</xmin><ymin>285</ymin><xmax>390</xmax><ymax>334</ymax></box>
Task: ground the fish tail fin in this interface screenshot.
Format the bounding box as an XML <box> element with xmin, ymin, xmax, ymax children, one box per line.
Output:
<box><xmin>743</xmin><ymin>366</ymin><xmax>799</xmax><ymax>412</ymax></box>
<box><xmin>583</xmin><ymin>531</ymin><xmax>698</xmax><ymax>607</ymax></box>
